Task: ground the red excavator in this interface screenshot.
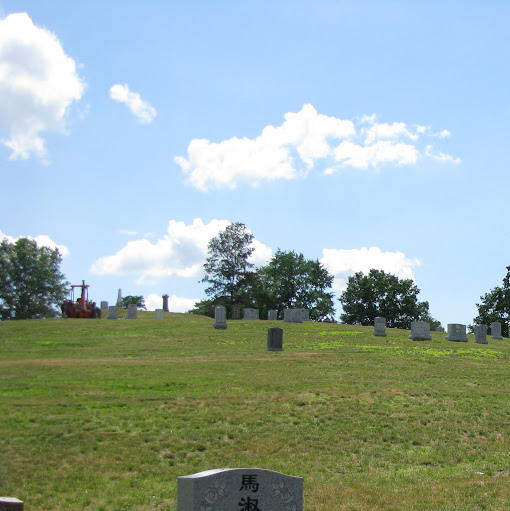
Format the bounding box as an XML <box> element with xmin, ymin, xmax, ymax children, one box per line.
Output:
<box><xmin>61</xmin><ymin>280</ymin><xmax>101</xmax><ymax>318</ymax></box>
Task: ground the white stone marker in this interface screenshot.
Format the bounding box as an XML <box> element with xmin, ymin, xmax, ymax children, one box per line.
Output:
<box><xmin>214</xmin><ymin>305</ymin><xmax>227</xmax><ymax>329</ymax></box>
<box><xmin>127</xmin><ymin>304</ymin><xmax>137</xmax><ymax>319</ymax></box>
<box><xmin>373</xmin><ymin>317</ymin><xmax>387</xmax><ymax>337</ymax></box>
<box><xmin>0</xmin><ymin>497</ymin><xmax>24</xmax><ymax>510</ymax></box>
<box><xmin>283</xmin><ymin>309</ymin><xmax>303</xmax><ymax>323</ymax></box>
<box><xmin>108</xmin><ymin>306</ymin><xmax>118</xmax><ymax>320</ymax></box>
<box><xmin>177</xmin><ymin>468</ymin><xmax>303</xmax><ymax>511</ymax></box>
<box><xmin>409</xmin><ymin>321</ymin><xmax>431</xmax><ymax>341</ymax></box>
<box><xmin>475</xmin><ymin>325</ymin><xmax>488</xmax><ymax>344</ymax></box>
<box><xmin>155</xmin><ymin>309</ymin><xmax>164</xmax><ymax>320</ymax></box>
<box><xmin>491</xmin><ymin>322</ymin><xmax>503</xmax><ymax>340</ymax></box>
<box><xmin>268</xmin><ymin>310</ymin><xmax>278</xmax><ymax>320</ymax></box>
<box><xmin>446</xmin><ymin>323</ymin><xmax>468</xmax><ymax>342</ymax></box>
<box><xmin>267</xmin><ymin>328</ymin><xmax>284</xmax><ymax>351</ymax></box>
<box><xmin>243</xmin><ymin>308</ymin><xmax>259</xmax><ymax>320</ymax></box>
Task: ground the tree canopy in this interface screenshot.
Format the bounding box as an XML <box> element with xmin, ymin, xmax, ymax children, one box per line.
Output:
<box><xmin>472</xmin><ymin>266</ymin><xmax>510</xmax><ymax>337</ymax></box>
<box><xmin>201</xmin><ymin>222</ymin><xmax>255</xmax><ymax>311</ymax></box>
<box><xmin>122</xmin><ymin>295</ymin><xmax>146</xmax><ymax>310</ymax></box>
<box><xmin>339</xmin><ymin>269</ymin><xmax>433</xmax><ymax>329</ymax></box>
<box><xmin>0</xmin><ymin>238</ymin><xmax>69</xmax><ymax>320</ymax></box>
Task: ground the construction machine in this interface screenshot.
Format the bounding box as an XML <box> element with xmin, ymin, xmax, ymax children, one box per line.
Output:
<box><xmin>61</xmin><ymin>280</ymin><xmax>101</xmax><ymax>318</ymax></box>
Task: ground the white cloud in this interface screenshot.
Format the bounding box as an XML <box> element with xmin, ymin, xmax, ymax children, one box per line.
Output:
<box><xmin>176</xmin><ymin>105</ymin><xmax>460</xmax><ymax>191</ymax></box>
<box><xmin>320</xmin><ymin>246</ymin><xmax>421</xmax><ymax>293</ymax></box>
<box><xmin>0</xmin><ymin>12</ymin><xmax>85</xmax><ymax>160</ymax></box>
<box><xmin>90</xmin><ymin>218</ymin><xmax>272</xmax><ymax>283</ymax></box>
<box><xmin>0</xmin><ymin>230</ymin><xmax>70</xmax><ymax>256</ymax></box>
<box><xmin>109</xmin><ymin>83</ymin><xmax>156</xmax><ymax>124</ymax></box>
<box><xmin>145</xmin><ymin>293</ymin><xmax>199</xmax><ymax>313</ymax></box>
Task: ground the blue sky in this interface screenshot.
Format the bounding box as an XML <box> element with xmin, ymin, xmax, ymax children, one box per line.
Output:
<box><xmin>0</xmin><ymin>1</ymin><xmax>508</xmax><ymax>326</ymax></box>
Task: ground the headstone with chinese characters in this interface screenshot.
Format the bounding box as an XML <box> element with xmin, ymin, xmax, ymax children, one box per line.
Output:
<box><xmin>491</xmin><ymin>322</ymin><xmax>503</xmax><ymax>340</ymax></box>
<box><xmin>162</xmin><ymin>294</ymin><xmax>169</xmax><ymax>312</ymax></box>
<box><xmin>408</xmin><ymin>321</ymin><xmax>431</xmax><ymax>341</ymax></box>
<box><xmin>268</xmin><ymin>310</ymin><xmax>278</xmax><ymax>321</ymax></box>
<box><xmin>127</xmin><ymin>304</ymin><xmax>137</xmax><ymax>319</ymax></box>
<box><xmin>177</xmin><ymin>468</ymin><xmax>303</xmax><ymax>511</ymax></box>
<box><xmin>100</xmin><ymin>301</ymin><xmax>108</xmax><ymax>310</ymax></box>
<box><xmin>243</xmin><ymin>308</ymin><xmax>259</xmax><ymax>320</ymax></box>
<box><xmin>283</xmin><ymin>309</ymin><xmax>303</xmax><ymax>323</ymax></box>
<box><xmin>214</xmin><ymin>306</ymin><xmax>227</xmax><ymax>329</ymax></box>
<box><xmin>475</xmin><ymin>324</ymin><xmax>488</xmax><ymax>344</ymax></box>
<box><xmin>267</xmin><ymin>328</ymin><xmax>283</xmax><ymax>351</ymax></box>
<box><xmin>373</xmin><ymin>317</ymin><xmax>387</xmax><ymax>337</ymax></box>
<box><xmin>116</xmin><ymin>288</ymin><xmax>123</xmax><ymax>308</ymax></box>
<box><xmin>446</xmin><ymin>323</ymin><xmax>468</xmax><ymax>342</ymax></box>
<box><xmin>155</xmin><ymin>309</ymin><xmax>164</xmax><ymax>320</ymax></box>
<box><xmin>0</xmin><ymin>497</ymin><xmax>24</xmax><ymax>510</ymax></box>
<box><xmin>108</xmin><ymin>306</ymin><xmax>118</xmax><ymax>320</ymax></box>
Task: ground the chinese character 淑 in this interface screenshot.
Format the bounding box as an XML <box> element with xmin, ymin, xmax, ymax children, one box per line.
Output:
<box><xmin>238</xmin><ymin>496</ymin><xmax>261</xmax><ymax>511</ymax></box>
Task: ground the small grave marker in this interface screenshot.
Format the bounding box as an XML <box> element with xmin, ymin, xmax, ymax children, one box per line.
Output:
<box><xmin>177</xmin><ymin>468</ymin><xmax>303</xmax><ymax>511</ymax></box>
<box><xmin>267</xmin><ymin>328</ymin><xmax>283</xmax><ymax>351</ymax></box>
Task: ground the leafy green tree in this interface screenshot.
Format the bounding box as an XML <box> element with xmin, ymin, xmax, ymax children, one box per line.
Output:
<box><xmin>201</xmin><ymin>223</ymin><xmax>255</xmax><ymax>313</ymax></box>
<box><xmin>0</xmin><ymin>237</ymin><xmax>69</xmax><ymax>320</ymax></box>
<box><xmin>254</xmin><ymin>250</ymin><xmax>335</xmax><ymax>320</ymax></box>
<box><xmin>472</xmin><ymin>267</ymin><xmax>510</xmax><ymax>337</ymax></box>
<box><xmin>121</xmin><ymin>295</ymin><xmax>146</xmax><ymax>310</ymax></box>
<box><xmin>339</xmin><ymin>269</ymin><xmax>431</xmax><ymax>328</ymax></box>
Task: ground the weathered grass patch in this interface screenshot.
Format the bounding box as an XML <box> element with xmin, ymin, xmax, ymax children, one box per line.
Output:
<box><xmin>1</xmin><ymin>314</ymin><xmax>509</xmax><ymax>510</ymax></box>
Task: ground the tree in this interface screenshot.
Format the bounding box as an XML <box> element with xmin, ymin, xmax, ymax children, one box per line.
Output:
<box><xmin>0</xmin><ymin>237</ymin><xmax>69</xmax><ymax>320</ymax></box>
<box><xmin>122</xmin><ymin>295</ymin><xmax>146</xmax><ymax>310</ymax></box>
<box><xmin>472</xmin><ymin>266</ymin><xmax>510</xmax><ymax>337</ymax></box>
<box><xmin>339</xmin><ymin>269</ymin><xmax>432</xmax><ymax>329</ymax></box>
<box><xmin>253</xmin><ymin>250</ymin><xmax>336</xmax><ymax>320</ymax></box>
<box><xmin>201</xmin><ymin>223</ymin><xmax>255</xmax><ymax>313</ymax></box>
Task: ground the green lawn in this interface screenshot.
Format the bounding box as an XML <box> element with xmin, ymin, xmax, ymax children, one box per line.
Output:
<box><xmin>1</xmin><ymin>313</ymin><xmax>509</xmax><ymax>510</ymax></box>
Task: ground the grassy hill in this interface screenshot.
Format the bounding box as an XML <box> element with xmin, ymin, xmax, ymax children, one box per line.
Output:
<box><xmin>1</xmin><ymin>313</ymin><xmax>509</xmax><ymax>510</ymax></box>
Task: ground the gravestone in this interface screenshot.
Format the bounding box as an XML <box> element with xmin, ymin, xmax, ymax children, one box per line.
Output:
<box><xmin>116</xmin><ymin>288</ymin><xmax>123</xmax><ymax>308</ymax></box>
<box><xmin>108</xmin><ymin>306</ymin><xmax>118</xmax><ymax>320</ymax></box>
<box><xmin>284</xmin><ymin>309</ymin><xmax>303</xmax><ymax>323</ymax></box>
<box><xmin>100</xmin><ymin>301</ymin><xmax>108</xmax><ymax>310</ymax></box>
<box><xmin>0</xmin><ymin>498</ymin><xmax>24</xmax><ymax>510</ymax></box>
<box><xmin>475</xmin><ymin>324</ymin><xmax>488</xmax><ymax>344</ymax></box>
<box><xmin>409</xmin><ymin>321</ymin><xmax>431</xmax><ymax>341</ymax></box>
<box><xmin>373</xmin><ymin>316</ymin><xmax>387</xmax><ymax>337</ymax></box>
<box><xmin>214</xmin><ymin>306</ymin><xmax>227</xmax><ymax>329</ymax></box>
<box><xmin>299</xmin><ymin>309</ymin><xmax>310</xmax><ymax>322</ymax></box>
<box><xmin>446</xmin><ymin>323</ymin><xmax>468</xmax><ymax>342</ymax></box>
<box><xmin>268</xmin><ymin>310</ymin><xmax>278</xmax><ymax>321</ymax></box>
<box><xmin>127</xmin><ymin>304</ymin><xmax>137</xmax><ymax>319</ymax></box>
<box><xmin>177</xmin><ymin>468</ymin><xmax>303</xmax><ymax>511</ymax></box>
<box><xmin>243</xmin><ymin>308</ymin><xmax>259</xmax><ymax>320</ymax></box>
<box><xmin>155</xmin><ymin>309</ymin><xmax>164</xmax><ymax>320</ymax></box>
<box><xmin>231</xmin><ymin>306</ymin><xmax>241</xmax><ymax>320</ymax></box>
<box><xmin>162</xmin><ymin>294</ymin><xmax>169</xmax><ymax>312</ymax></box>
<box><xmin>435</xmin><ymin>326</ymin><xmax>445</xmax><ymax>332</ymax></box>
<box><xmin>267</xmin><ymin>328</ymin><xmax>284</xmax><ymax>351</ymax></box>
<box><xmin>491</xmin><ymin>322</ymin><xmax>503</xmax><ymax>340</ymax></box>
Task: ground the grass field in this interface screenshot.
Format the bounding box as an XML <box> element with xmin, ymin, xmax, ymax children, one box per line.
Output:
<box><xmin>1</xmin><ymin>312</ymin><xmax>509</xmax><ymax>510</ymax></box>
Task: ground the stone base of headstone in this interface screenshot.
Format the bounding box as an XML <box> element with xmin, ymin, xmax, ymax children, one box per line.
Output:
<box><xmin>108</xmin><ymin>306</ymin><xmax>118</xmax><ymax>320</ymax></box>
<box><xmin>267</xmin><ymin>328</ymin><xmax>284</xmax><ymax>351</ymax></box>
<box><xmin>409</xmin><ymin>321</ymin><xmax>431</xmax><ymax>341</ymax></box>
<box><xmin>155</xmin><ymin>309</ymin><xmax>164</xmax><ymax>320</ymax></box>
<box><xmin>268</xmin><ymin>310</ymin><xmax>278</xmax><ymax>321</ymax></box>
<box><xmin>177</xmin><ymin>468</ymin><xmax>303</xmax><ymax>511</ymax></box>
<box><xmin>446</xmin><ymin>323</ymin><xmax>468</xmax><ymax>342</ymax></box>
<box><xmin>475</xmin><ymin>324</ymin><xmax>488</xmax><ymax>344</ymax></box>
<box><xmin>0</xmin><ymin>498</ymin><xmax>24</xmax><ymax>510</ymax></box>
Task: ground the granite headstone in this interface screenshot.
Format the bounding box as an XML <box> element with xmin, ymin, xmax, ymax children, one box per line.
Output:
<box><xmin>446</xmin><ymin>323</ymin><xmax>468</xmax><ymax>342</ymax></box>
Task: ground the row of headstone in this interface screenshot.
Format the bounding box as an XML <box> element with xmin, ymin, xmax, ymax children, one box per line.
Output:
<box><xmin>0</xmin><ymin>467</ymin><xmax>304</xmax><ymax>511</ymax></box>
<box><xmin>373</xmin><ymin>318</ymin><xmax>505</xmax><ymax>344</ymax></box>
<box><xmin>106</xmin><ymin>306</ymin><xmax>165</xmax><ymax>320</ymax></box>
